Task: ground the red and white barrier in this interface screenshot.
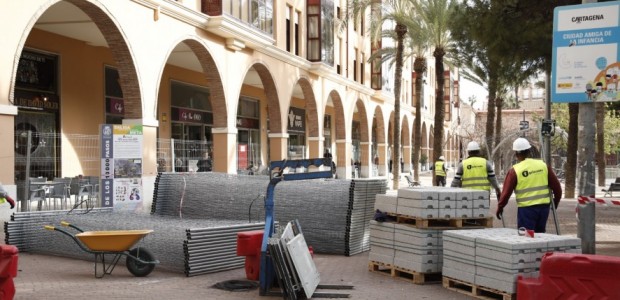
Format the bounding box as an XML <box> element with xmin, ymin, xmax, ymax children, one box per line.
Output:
<box><xmin>575</xmin><ymin>195</ymin><xmax>620</xmax><ymax>221</ymax></box>
<box><xmin>577</xmin><ymin>195</ymin><xmax>620</xmax><ymax>206</ymax></box>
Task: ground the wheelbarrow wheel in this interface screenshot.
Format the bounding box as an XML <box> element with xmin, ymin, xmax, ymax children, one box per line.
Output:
<box><xmin>126</xmin><ymin>247</ymin><xmax>155</xmax><ymax>277</ymax></box>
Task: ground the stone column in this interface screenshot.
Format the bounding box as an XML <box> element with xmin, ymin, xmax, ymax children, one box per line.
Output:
<box><xmin>212</xmin><ymin>127</ymin><xmax>238</xmax><ymax>174</ymax></box>
<box><xmin>336</xmin><ymin>139</ymin><xmax>351</xmax><ymax>179</ymax></box>
<box><xmin>403</xmin><ymin>145</ymin><xmax>412</xmax><ymax>173</ymax></box>
<box><xmin>268</xmin><ymin>133</ymin><xmax>289</xmax><ymax>161</ymax></box>
<box><xmin>377</xmin><ymin>143</ymin><xmax>388</xmax><ymax>177</ymax></box>
<box><xmin>360</xmin><ymin>142</ymin><xmax>371</xmax><ymax>178</ymax></box>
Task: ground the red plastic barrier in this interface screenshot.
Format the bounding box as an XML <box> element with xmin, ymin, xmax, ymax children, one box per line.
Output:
<box><xmin>0</xmin><ymin>245</ymin><xmax>18</xmax><ymax>300</ymax></box>
<box><xmin>236</xmin><ymin>230</ymin><xmax>264</xmax><ymax>280</ymax></box>
<box><xmin>517</xmin><ymin>252</ymin><xmax>620</xmax><ymax>300</ymax></box>
<box><xmin>237</xmin><ymin>230</ymin><xmax>263</xmax><ymax>256</ymax></box>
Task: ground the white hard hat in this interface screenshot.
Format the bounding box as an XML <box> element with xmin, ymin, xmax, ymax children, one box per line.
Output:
<box><xmin>438</xmin><ymin>156</ymin><xmax>445</xmax><ymax>160</ymax></box>
<box><xmin>467</xmin><ymin>141</ymin><xmax>480</xmax><ymax>151</ymax></box>
<box><xmin>513</xmin><ymin>138</ymin><xmax>532</xmax><ymax>151</ymax></box>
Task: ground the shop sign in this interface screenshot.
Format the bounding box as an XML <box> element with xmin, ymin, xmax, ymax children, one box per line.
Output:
<box><xmin>172</xmin><ymin>107</ymin><xmax>213</xmax><ymax>124</ymax></box>
<box><xmin>107</xmin><ymin>97</ymin><xmax>124</xmax><ymax>115</ymax></box>
<box><xmin>236</xmin><ymin>117</ymin><xmax>260</xmax><ymax>129</ymax></box>
<box><xmin>287</xmin><ymin>107</ymin><xmax>306</xmax><ymax>133</ymax></box>
<box><xmin>14</xmin><ymin>90</ymin><xmax>59</xmax><ymax>111</ymax></box>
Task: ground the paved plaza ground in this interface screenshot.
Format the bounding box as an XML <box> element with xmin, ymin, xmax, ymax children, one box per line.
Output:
<box><xmin>7</xmin><ymin>173</ymin><xmax>620</xmax><ymax>300</ymax></box>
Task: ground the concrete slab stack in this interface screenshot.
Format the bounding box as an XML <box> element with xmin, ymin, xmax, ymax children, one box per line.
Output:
<box><xmin>393</xmin><ymin>224</ymin><xmax>442</xmax><ymax>273</ymax></box>
<box><xmin>370</xmin><ymin>187</ymin><xmax>492</xmax><ymax>275</ymax></box>
<box><xmin>442</xmin><ymin>228</ymin><xmax>582</xmax><ymax>294</ymax></box>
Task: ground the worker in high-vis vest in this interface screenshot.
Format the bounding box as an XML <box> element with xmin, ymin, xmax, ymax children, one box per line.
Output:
<box><xmin>496</xmin><ymin>138</ymin><xmax>562</xmax><ymax>233</ymax></box>
<box><xmin>451</xmin><ymin>141</ymin><xmax>501</xmax><ymax>198</ymax></box>
<box><xmin>432</xmin><ymin>156</ymin><xmax>447</xmax><ymax>186</ymax></box>
<box><xmin>0</xmin><ymin>184</ymin><xmax>16</xmax><ymax>210</ymax></box>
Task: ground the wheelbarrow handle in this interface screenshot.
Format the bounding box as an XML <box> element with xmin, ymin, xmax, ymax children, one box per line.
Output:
<box><xmin>43</xmin><ymin>225</ymin><xmax>92</xmax><ymax>253</ymax></box>
<box><xmin>60</xmin><ymin>221</ymin><xmax>84</xmax><ymax>233</ymax></box>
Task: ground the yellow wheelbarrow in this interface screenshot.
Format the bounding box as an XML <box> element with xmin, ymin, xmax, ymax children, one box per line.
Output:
<box><xmin>44</xmin><ymin>221</ymin><xmax>159</xmax><ymax>278</ymax></box>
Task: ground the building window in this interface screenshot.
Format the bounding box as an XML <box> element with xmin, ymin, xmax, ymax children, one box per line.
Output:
<box><xmin>353</xmin><ymin>50</ymin><xmax>358</xmax><ymax>82</ymax></box>
<box><xmin>250</xmin><ymin>0</ymin><xmax>273</xmax><ymax>34</ymax></box>
<box><xmin>306</xmin><ymin>0</ymin><xmax>334</xmax><ymax>65</ymax></box>
<box><xmin>212</xmin><ymin>0</ymin><xmax>273</xmax><ymax>35</ymax></box>
<box><xmin>237</xmin><ymin>97</ymin><xmax>261</xmax><ymax>172</ymax></box>
<box><xmin>286</xmin><ymin>6</ymin><xmax>291</xmax><ymax>52</ymax></box>
<box><xmin>360</xmin><ymin>52</ymin><xmax>365</xmax><ymax>85</ymax></box>
<box><xmin>295</xmin><ymin>10</ymin><xmax>301</xmax><ymax>56</ymax></box>
<box><xmin>105</xmin><ymin>66</ymin><xmax>124</xmax><ymax>124</ymax></box>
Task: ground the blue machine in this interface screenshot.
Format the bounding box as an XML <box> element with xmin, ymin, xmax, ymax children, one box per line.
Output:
<box><xmin>259</xmin><ymin>158</ymin><xmax>333</xmax><ymax>296</ymax></box>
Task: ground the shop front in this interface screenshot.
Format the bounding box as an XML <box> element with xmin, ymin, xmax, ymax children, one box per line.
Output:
<box><xmin>237</xmin><ymin>97</ymin><xmax>261</xmax><ymax>174</ymax></box>
<box><xmin>13</xmin><ymin>49</ymin><xmax>60</xmax><ymax>188</ymax></box>
<box><xmin>170</xmin><ymin>81</ymin><xmax>213</xmax><ymax>172</ymax></box>
<box><xmin>287</xmin><ymin>106</ymin><xmax>306</xmax><ymax>160</ymax></box>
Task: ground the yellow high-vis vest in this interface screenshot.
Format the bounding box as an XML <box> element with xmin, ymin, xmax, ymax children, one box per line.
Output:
<box><xmin>461</xmin><ymin>157</ymin><xmax>490</xmax><ymax>191</ymax></box>
<box><xmin>514</xmin><ymin>158</ymin><xmax>550</xmax><ymax>207</ymax></box>
<box><xmin>435</xmin><ymin>161</ymin><xmax>446</xmax><ymax>176</ymax></box>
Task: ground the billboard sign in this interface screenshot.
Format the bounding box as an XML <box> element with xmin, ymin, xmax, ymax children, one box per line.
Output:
<box><xmin>552</xmin><ymin>2</ymin><xmax>619</xmax><ymax>103</ymax></box>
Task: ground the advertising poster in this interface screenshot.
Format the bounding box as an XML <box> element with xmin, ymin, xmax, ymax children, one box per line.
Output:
<box><xmin>552</xmin><ymin>2</ymin><xmax>620</xmax><ymax>103</ymax></box>
<box><xmin>100</xmin><ymin>124</ymin><xmax>143</xmax><ymax>211</ymax></box>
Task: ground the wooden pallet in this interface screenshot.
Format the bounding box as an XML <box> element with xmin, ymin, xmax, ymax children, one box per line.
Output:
<box><xmin>392</xmin><ymin>266</ymin><xmax>442</xmax><ymax>285</ymax></box>
<box><xmin>368</xmin><ymin>261</ymin><xmax>441</xmax><ymax>285</ymax></box>
<box><xmin>442</xmin><ymin>276</ymin><xmax>516</xmax><ymax>300</ymax></box>
<box><xmin>368</xmin><ymin>260</ymin><xmax>393</xmax><ymax>276</ymax></box>
<box><xmin>391</xmin><ymin>215</ymin><xmax>493</xmax><ymax>229</ymax></box>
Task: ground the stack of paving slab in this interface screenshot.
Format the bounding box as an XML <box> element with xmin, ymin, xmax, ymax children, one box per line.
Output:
<box><xmin>442</xmin><ymin>228</ymin><xmax>582</xmax><ymax>294</ymax></box>
<box><xmin>370</xmin><ymin>186</ymin><xmax>489</xmax><ymax>274</ymax></box>
<box><xmin>395</xmin><ymin>187</ymin><xmax>490</xmax><ymax>219</ymax></box>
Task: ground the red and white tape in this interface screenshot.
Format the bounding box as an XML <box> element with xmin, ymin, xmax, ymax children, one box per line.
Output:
<box><xmin>576</xmin><ymin>195</ymin><xmax>620</xmax><ymax>221</ymax></box>
<box><xmin>577</xmin><ymin>195</ymin><xmax>620</xmax><ymax>206</ymax></box>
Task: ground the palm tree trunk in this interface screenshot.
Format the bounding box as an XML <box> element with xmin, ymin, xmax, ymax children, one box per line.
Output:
<box><xmin>413</xmin><ymin>58</ymin><xmax>426</xmax><ymax>182</ymax></box>
<box><xmin>485</xmin><ymin>62</ymin><xmax>498</xmax><ymax>153</ymax></box>
<box><xmin>564</xmin><ymin>103</ymin><xmax>579</xmax><ymax>198</ymax></box>
<box><xmin>596</xmin><ymin>102</ymin><xmax>606</xmax><ymax>186</ymax></box>
<box><xmin>494</xmin><ymin>96</ymin><xmax>503</xmax><ymax>176</ymax></box>
<box><xmin>432</xmin><ymin>48</ymin><xmax>446</xmax><ymax>178</ymax></box>
<box><xmin>392</xmin><ymin>23</ymin><xmax>407</xmax><ymax>190</ymax></box>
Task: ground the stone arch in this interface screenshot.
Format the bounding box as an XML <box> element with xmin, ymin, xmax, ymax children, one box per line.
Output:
<box><xmin>10</xmin><ymin>0</ymin><xmax>141</xmax><ymax>117</ymax></box>
<box><xmin>292</xmin><ymin>77</ymin><xmax>319</xmax><ymax>137</ymax></box>
<box><xmin>327</xmin><ymin>90</ymin><xmax>346</xmax><ymax>140</ymax></box>
<box><xmin>170</xmin><ymin>39</ymin><xmax>227</xmax><ymax>127</ymax></box>
<box><xmin>70</xmin><ymin>0</ymin><xmax>142</xmax><ymax>118</ymax></box>
<box><xmin>246</xmin><ymin>63</ymin><xmax>282</xmax><ymax>133</ymax></box>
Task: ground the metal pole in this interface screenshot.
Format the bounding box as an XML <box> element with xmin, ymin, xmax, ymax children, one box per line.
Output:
<box><xmin>578</xmin><ymin>102</ymin><xmax>596</xmax><ymax>254</ymax></box>
<box><xmin>544</xmin><ymin>72</ymin><xmax>552</xmax><ymax>164</ymax></box>
<box><xmin>22</xmin><ymin>131</ymin><xmax>33</xmax><ymax>212</ymax></box>
<box><xmin>576</xmin><ymin>0</ymin><xmax>597</xmax><ymax>255</ymax></box>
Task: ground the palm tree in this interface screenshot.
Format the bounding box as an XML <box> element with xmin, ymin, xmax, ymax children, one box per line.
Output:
<box><xmin>403</xmin><ymin>16</ymin><xmax>430</xmax><ymax>183</ymax></box>
<box><xmin>366</xmin><ymin>15</ymin><xmax>429</xmax><ymax>184</ymax></box>
<box><xmin>413</xmin><ymin>0</ymin><xmax>456</xmax><ymax>168</ymax></box>
<box><xmin>346</xmin><ymin>0</ymin><xmax>416</xmax><ymax>189</ymax></box>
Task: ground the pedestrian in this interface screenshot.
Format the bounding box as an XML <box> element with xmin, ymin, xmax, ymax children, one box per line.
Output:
<box><xmin>496</xmin><ymin>138</ymin><xmax>562</xmax><ymax>233</ymax></box>
<box><xmin>0</xmin><ymin>184</ymin><xmax>16</xmax><ymax>210</ymax></box>
<box><xmin>323</xmin><ymin>148</ymin><xmax>332</xmax><ymax>159</ymax></box>
<box><xmin>451</xmin><ymin>141</ymin><xmax>501</xmax><ymax>198</ymax></box>
<box><xmin>431</xmin><ymin>156</ymin><xmax>447</xmax><ymax>186</ymax></box>
<box><xmin>323</xmin><ymin>148</ymin><xmax>337</xmax><ymax>177</ymax></box>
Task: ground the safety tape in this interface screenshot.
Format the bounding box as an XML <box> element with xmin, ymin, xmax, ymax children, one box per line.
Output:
<box><xmin>577</xmin><ymin>195</ymin><xmax>620</xmax><ymax>206</ymax></box>
<box><xmin>575</xmin><ymin>195</ymin><xmax>620</xmax><ymax>222</ymax></box>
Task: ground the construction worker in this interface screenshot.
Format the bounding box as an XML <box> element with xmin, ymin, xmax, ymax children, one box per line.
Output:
<box><xmin>451</xmin><ymin>141</ymin><xmax>501</xmax><ymax>198</ymax></box>
<box><xmin>431</xmin><ymin>156</ymin><xmax>447</xmax><ymax>186</ymax></box>
<box><xmin>496</xmin><ymin>138</ymin><xmax>562</xmax><ymax>233</ymax></box>
<box><xmin>0</xmin><ymin>184</ymin><xmax>16</xmax><ymax>210</ymax></box>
